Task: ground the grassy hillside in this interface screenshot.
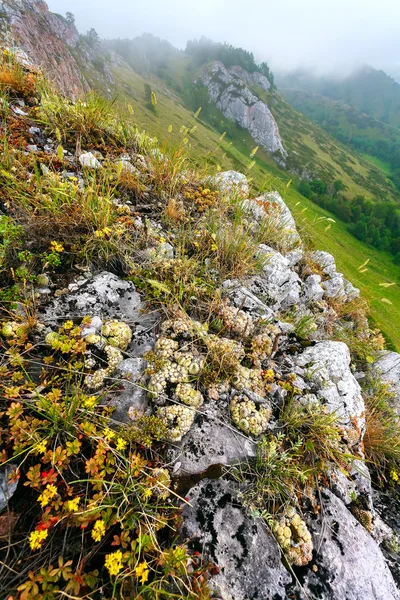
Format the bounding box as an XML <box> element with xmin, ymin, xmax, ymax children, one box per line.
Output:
<box><xmin>90</xmin><ymin>63</ymin><xmax>400</xmax><ymax>348</ymax></box>
<box><xmin>277</xmin><ymin>66</ymin><xmax>400</xmax><ymax>128</ymax></box>
<box><xmin>280</xmin><ymin>87</ymin><xmax>400</xmax><ymax>190</ymax></box>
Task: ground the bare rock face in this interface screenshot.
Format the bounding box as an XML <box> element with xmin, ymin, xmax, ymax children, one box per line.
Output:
<box><xmin>180</xmin><ymin>479</ymin><xmax>290</xmax><ymax>600</ymax></box>
<box><xmin>44</xmin><ymin>272</ymin><xmax>159</xmax><ymax>357</ymax></box>
<box><xmin>295</xmin><ymin>341</ymin><xmax>365</xmax><ymax>436</ymax></box>
<box><xmin>0</xmin><ymin>0</ymin><xmax>114</xmax><ymax>97</ymax></box>
<box><xmin>1</xmin><ymin>0</ymin><xmax>88</xmax><ymax>96</ymax></box>
<box><xmin>299</xmin><ymin>489</ymin><xmax>400</xmax><ymax>600</ymax></box>
<box><xmin>200</xmin><ymin>61</ymin><xmax>287</xmax><ymax>163</ymax></box>
<box><xmin>373</xmin><ymin>351</ymin><xmax>400</xmax><ymax>413</ymax></box>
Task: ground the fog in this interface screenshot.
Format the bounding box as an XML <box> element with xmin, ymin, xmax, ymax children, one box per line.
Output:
<box><xmin>47</xmin><ymin>0</ymin><xmax>400</xmax><ymax>76</ymax></box>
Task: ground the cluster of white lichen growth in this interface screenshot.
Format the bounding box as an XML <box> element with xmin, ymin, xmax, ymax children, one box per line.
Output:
<box><xmin>156</xmin><ymin>404</ymin><xmax>196</xmax><ymax>442</ymax></box>
<box><xmin>248</xmin><ymin>325</ymin><xmax>280</xmax><ymax>367</ymax></box>
<box><xmin>217</xmin><ymin>299</ymin><xmax>255</xmax><ymax>337</ymax></box>
<box><xmin>231</xmin><ymin>364</ymin><xmax>264</xmax><ymax>394</ymax></box>
<box><xmin>160</xmin><ymin>317</ymin><xmax>208</xmax><ymax>340</ymax></box>
<box><xmin>272</xmin><ymin>507</ymin><xmax>313</xmax><ymax>566</ymax></box>
<box><xmin>85</xmin><ymin>344</ymin><xmax>123</xmax><ymax>390</ymax></box>
<box><xmin>101</xmin><ymin>320</ymin><xmax>132</xmax><ymax>351</ymax></box>
<box><xmin>230</xmin><ymin>394</ymin><xmax>272</xmax><ymax>435</ymax></box>
<box><xmin>1</xmin><ymin>320</ymin><xmax>28</xmax><ymax>341</ymax></box>
<box><xmin>176</xmin><ymin>382</ymin><xmax>204</xmax><ymax>407</ymax></box>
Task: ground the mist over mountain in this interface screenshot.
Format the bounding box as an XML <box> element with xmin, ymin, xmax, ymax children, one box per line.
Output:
<box><xmin>46</xmin><ymin>0</ymin><xmax>400</xmax><ymax>76</ymax></box>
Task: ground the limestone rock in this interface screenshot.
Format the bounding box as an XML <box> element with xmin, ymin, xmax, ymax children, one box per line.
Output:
<box><xmin>0</xmin><ymin>466</ymin><xmax>18</xmax><ymax>513</ymax></box>
<box><xmin>112</xmin><ymin>358</ymin><xmax>148</xmax><ymax>423</ymax></box>
<box><xmin>300</xmin><ymin>489</ymin><xmax>400</xmax><ymax>600</ymax></box>
<box><xmin>252</xmin><ymin>245</ymin><xmax>302</xmax><ymax>310</ymax></box>
<box><xmin>200</xmin><ymin>61</ymin><xmax>286</xmax><ymax>162</ymax></box>
<box><xmin>250</xmin><ymin>191</ymin><xmax>301</xmax><ymax>246</ymax></box>
<box><xmin>79</xmin><ymin>152</ymin><xmax>102</xmax><ymax>169</ymax></box>
<box><xmin>167</xmin><ymin>405</ymin><xmax>256</xmax><ymax>477</ymax></box>
<box><xmin>180</xmin><ymin>479</ymin><xmax>290</xmax><ymax>600</ymax></box>
<box><xmin>373</xmin><ymin>351</ymin><xmax>400</xmax><ymax>413</ymax></box>
<box><xmin>294</xmin><ymin>341</ymin><xmax>365</xmax><ymax>435</ymax></box>
<box><xmin>214</xmin><ymin>170</ymin><xmax>249</xmax><ymax>196</ymax></box>
<box><xmin>310</xmin><ymin>250</ymin><xmax>360</xmax><ymax>301</ymax></box>
<box><xmin>44</xmin><ymin>272</ymin><xmax>158</xmax><ymax>356</ymax></box>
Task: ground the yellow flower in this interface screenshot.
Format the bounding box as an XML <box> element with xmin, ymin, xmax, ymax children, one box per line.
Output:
<box><xmin>36</xmin><ymin>439</ymin><xmax>48</xmax><ymax>454</ymax></box>
<box><xmin>116</xmin><ymin>438</ymin><xmax>127</xmax><ymax>452</ymax></box>
<box><xmin>135</xmin><ymin>561</ymin><xmax>149</xmax><ymax>584</ymax></box>
<box><xmin>63</xmin><ymin>320</ymin><xmax>74</xmax><ymax>330</ymax></box>
<box><xmin>103</xmin><ymin>427</ymin><xmax>116</xmax><ymax>442</ymax></box>
<box><xmin>65</xmin><ymin>497</ymin><xmax>80</xmax><ymax>512</ymax></box>
<box><xmin>29</xmin><ymin>529</ymin><xmax>48</xmax><ymax>551</ymax></box>
<box><xmin>37</xmin><ymin>484</ymin><xmax>58</xmax><ymax>508</ymax></box>
<box><xmin>105</xmin><ymin>550</ymin><xmax>123</xmax><ymax>576</ymax></box>
<box><xmin>84</xmin><ymin>395</ymin><xmax>98</xmax><ymax>409</ymax></box>
<box><xmin>50</xmin><ymin>241</ymin><xmax>64</xmax><ymax>253</ymax></box>
<box><xmin>92</xmin><ymin>519</ymin><xmax>106</xmax><ymax>542</ymax></box>
<box><xmin>391</xmin><ymin>469</ymin><xmax>399</xmax><ymax>482</ymax></box>
<box><xmin>95</xmin><ymin>229</ymin><xmax>105</xmax><ymax>238</ymax></box>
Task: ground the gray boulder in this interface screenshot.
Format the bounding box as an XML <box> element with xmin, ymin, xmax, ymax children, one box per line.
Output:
<box><xmin>180</xmin><ymin>479</ymin><xmax>290</xmax><ymax>600</ymax></box>
<box><xmin>112</xmin><ymin>358</ymin><xmax>148</xmax><ymax>423</ymax></box>
<box><xmin>300</xmin><ymin>489</ymin><xmax>400</xmax><ymax>600</ymax></box>
<box><xmin>44</xmin><ymin>272</ymin><xmax>158</xmax><ymax>356</ymax></box>
<box><xmin>79</xmin><ymin>152</ymin><xmax>102</xmax><ymax>169</ymax></box>
<box><xmin>214</xmin><ymin>170</ymin><xmax>249</xmax><ymax>196</ymax></box>
<box><xmin>310</xmin><ymin>250</ymin><xmax>360</xmax><ymax>301</ymax></box>
<box><xmin>373</xmin><ymin>351</ymin><xmax>400</xmax><ymax>412</ymax></box>
<box><xmin>251</xmin><ymin>245</ymin><xmax>302</xmax><ymax>310</ymax></box>
<box><xmin>167</xmin><ymin>404</ymin><xmax>256</xmax><ymax>477</ymax></box>
<box><xmin>295</xmin><ymin>341</ymin><xmax>365</xmax><ymax>436</ymax></box>
<box><xmin>200</xmin><ymin>62</ymin><xmax>286</xmax><ymax>161</ymax></box>
<box><xmin>251</xmin><ymin>191</ymin><xmax>301</xmax><ymax>246</ymax></box>
<box><xmin>0</xmin><ymin>466</ymin><xmax>18</xmax><ymax>513</ymax></box>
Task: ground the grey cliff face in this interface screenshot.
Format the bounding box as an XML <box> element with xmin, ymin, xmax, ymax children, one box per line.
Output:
<box><xmin>200</xmin><ymin>61</ymin><xmax>287</xmax><ymax>163</ymax></box>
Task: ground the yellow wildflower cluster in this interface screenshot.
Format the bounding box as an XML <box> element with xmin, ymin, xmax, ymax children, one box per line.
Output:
<box><xmin>83</xmin><ymin>395</ymin><xmax>98</xmax><ymax>409</ymax></box>
<box><xmin>29</xmin><ymin>529</ymin><xmax>48</xmax><ymax>551</ymax></box>
<box><xmin>390</xmin><ymin>469</ymin><xmax>399</xmax><ymax>482</ymax></box>
<box><xmin>105</xmin><ymin>550</ymin><xmax>123</xmax><ymax>576</ymax></box>
<box><xmin>37</xmin><ymin>484</ymin><xmax>58</xmax><ymax>508</ymax></box>
<box><xmin>65</xmin><ymin>497</ymin><xmax>80</xmax><ymax>512</ymax></box>
<box><xmin>116</xmin><ymin>437</ymin><xmax>128</xmax><ymax>452</ymax></box>
<box><xmin>92</xmin><ymin>519</ymin><xmax>106</xmax><ymax>542</ymax></box>
<box><xmin>35</xmin><ymin>439</ymin><xmax>47</xmax><ymax>454</ymax></box>
<box><xmin>135</xmin><ymin>561</ymin><xmax>149</xmax><ymax>584</ymax></box>
<box><xmin>50</xmin><ymin>240</ymin><xmax>64</xmax><ymax>253</ymax></box>
<box><xmin>94</xmin><ymin>227</ymin><xmax>112</xmax><ymax>239</ymax></box>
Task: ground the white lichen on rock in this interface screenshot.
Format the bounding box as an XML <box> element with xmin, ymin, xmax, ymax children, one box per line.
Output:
<box><xmin>230</xmin><ymin>394</ymin><xmax>272</xmax><ymax>435</ymax></box>
<box><xmin>272</xmin><ymin>506</ymin><xmax>313</xmax><ymax>566</ymax></box>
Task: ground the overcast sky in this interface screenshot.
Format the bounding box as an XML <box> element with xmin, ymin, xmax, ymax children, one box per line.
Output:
<box><xmin>46</xmin><ymin>0</ymin><xmax>400</xmax><ymax>75</ymax></box>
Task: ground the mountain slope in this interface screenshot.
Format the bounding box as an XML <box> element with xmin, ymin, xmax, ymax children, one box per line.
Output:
<box><xmin>277</xmin><ymin>65</ymin><xmax>400</xmax><ymax>128</ymax></box>
<box><xmin>1</xmin><ymin>3</ymin><xmax>400</xmax><ymax>348</ymax></box>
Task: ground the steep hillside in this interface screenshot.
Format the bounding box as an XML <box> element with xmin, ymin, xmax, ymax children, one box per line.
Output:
<box><xmin>3</xmin><ymin>42</ymin><xmax>400</xmax><ymax>600</ymax></box>
<box><xmin>277</xmin><ymin>65</ymin><xmax>400</xmax><ymax>128</ymax></box>
<box><xmin>280</xmin><ymin>87</ymin><xmax>400</xmax><ymax>190</ymax></box>
<box><xmin>1</xmin><ymin>3</ymin><xmax>400</xmax><ymax>349</ymax></box>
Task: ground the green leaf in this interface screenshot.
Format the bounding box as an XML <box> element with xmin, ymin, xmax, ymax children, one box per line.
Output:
<box><xmin>146</xmin><ymin>279</ymin><xmax>171</xmax><ymax>294</ymax></box>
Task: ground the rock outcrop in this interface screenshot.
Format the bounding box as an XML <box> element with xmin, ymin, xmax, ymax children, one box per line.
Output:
<box><xmin>180</xmin><ymin>479</ymin><xmax>291</xmax><ymax>600</ymax></box>
<box><xmin>300</xmin><ymin>489</ymin><xmax>400</xmax><ymax>600</ymax></box>
<box><xmin>200</xmin><ymin>61</ymin><xmax>287</xmax><ymax>163</ymax></box>
<box><xmin>0</xmin><ymin>0</ymin><xmax>114</xmax><ymax>97</ymax></box>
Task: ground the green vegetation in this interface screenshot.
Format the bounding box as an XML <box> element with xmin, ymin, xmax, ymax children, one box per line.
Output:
<box><xmin>296</xmin><ymin>178</ymin><xmax>400</xmax><ymax>259</ymax></box>
<box><xmin>2</xmin><ymin>40</ymin><xmax>400</xmax><ymax>600</ymax></box>
<box><xmin>280</xmin><ymin>87</ymin><xmax>400</xmax><ymax>192</ymax></box>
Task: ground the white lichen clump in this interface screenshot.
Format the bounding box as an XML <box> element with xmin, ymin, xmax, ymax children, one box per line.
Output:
<box><xmin>156</xmin><ymin>404</ymin><xmax>196</xmax><ymax>441</ymax></box>
<box><xmin>272</xmin><ymin>506</ymin><xmax>313</xmax><ymax>566</ymax></box>
<box><xmin>230</xmin><ymin>394</ymin><xmax>272</xmax><ymax>435</ymax></box>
